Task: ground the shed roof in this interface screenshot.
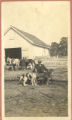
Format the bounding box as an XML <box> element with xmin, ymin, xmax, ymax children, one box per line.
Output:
<box><xmin>4</xmin><ymin>26</ymin><xmax>50</xmax><ymax>49</ymax></box>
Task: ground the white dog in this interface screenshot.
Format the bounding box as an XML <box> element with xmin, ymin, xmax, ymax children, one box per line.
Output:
<box><xmin>19</xmin><ymin>74</ymin><xmax>28</xmax><ymax>86</ymax></box>
<box><xmin>27</xmin><ymin>72</ymin><xmax>37</xmax><ymax>86</ymax></box>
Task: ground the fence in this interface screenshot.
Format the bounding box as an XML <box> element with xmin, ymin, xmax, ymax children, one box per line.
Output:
<box><xmin>35</xmin><ymin>56</ymin><xmax>67</xmax><ymax>68</ymax></box>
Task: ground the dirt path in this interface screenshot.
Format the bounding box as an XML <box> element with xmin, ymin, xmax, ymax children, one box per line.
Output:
<box><xmin>5</xmin><ymin>81</ymin><xmax>68</xmax><ymax>117</ymax></box>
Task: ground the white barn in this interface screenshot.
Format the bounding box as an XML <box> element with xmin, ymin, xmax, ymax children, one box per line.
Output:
<box><xmin>4</xmin><ymin>26</ymin><xmax>50</xmax><ymax>61</ymax></box>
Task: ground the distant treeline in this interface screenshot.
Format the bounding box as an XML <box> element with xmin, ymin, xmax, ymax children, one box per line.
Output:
<box><xmin>49</xmin><ymin>37</ymin><xmax>68</xmax><ymax>57</ymax></box>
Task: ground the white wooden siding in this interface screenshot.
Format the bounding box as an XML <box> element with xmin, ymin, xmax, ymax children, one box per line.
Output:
<box><xmin>4</xmin><ymin>29</ymin><xmax>50</xmax><ymax>59</ymax></box>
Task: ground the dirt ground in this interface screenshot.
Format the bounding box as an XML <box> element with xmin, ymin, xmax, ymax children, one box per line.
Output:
<box><xmin>5</xmin><ymin>80</ymin><xmax>68</xmax><ymax>117</ymax></box>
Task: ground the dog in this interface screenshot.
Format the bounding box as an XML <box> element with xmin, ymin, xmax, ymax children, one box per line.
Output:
<box><xmin>19</xmin><ymin>74</ymin><xmax>28</xmax><ymax>86</ymax></box>
<box><xmin>26</xmin><ymin>72</ymin><xmax>37</xmax><ymax>86</ymax></box>
<box><xmin>19</xmin><ymin>71</ymin><xmax>37</xmax><ymax>86</ymax></box>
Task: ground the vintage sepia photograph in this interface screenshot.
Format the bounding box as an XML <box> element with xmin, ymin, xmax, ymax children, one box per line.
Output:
<box><xmin>1</xmin><ymin>1</ymin><xmax>71</xmax><ymax>118</ymax></box>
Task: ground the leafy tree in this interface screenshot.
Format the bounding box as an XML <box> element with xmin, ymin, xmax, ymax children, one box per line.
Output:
<box><xmin>58</xmin><ymin>37</ymin><xmax>68</xmax><ymax>56</ymax></box>
<box><xmin>49</xmin><ymin>37</ymin><xmax>68</xmax><ymax>57</ymax></box>
<box><xmin>49</xmin><ymin>42</ymin><xmax>59</xmax><ymax>57</ymax></box>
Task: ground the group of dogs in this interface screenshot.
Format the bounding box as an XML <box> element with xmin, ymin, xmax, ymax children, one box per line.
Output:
<box><xmin>7</xmin><ymin>57</ymin><xmax>53</xmax><ymax>86</ymax></box>
<box><xmin>18</xmin><ymin>71</ymin><xmax>37</xmax><ymax>86</ymax></box>
<box><xmin>7</xmin><ymin>57</ymin><xmax>20</xmax><ymax>67</ymax></box>
<box><xmin>18</xmin><ymin>69</ymin><xmax>53</xmax><ymax>86</ymax></box>
<box><xmin>6</xmin><ymin>57</ymin><xmax>35</xmax><ymax>70</ymax></box>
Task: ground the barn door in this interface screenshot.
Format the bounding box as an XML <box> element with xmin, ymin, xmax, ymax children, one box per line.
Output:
<box><xmin>5</xmin><ymin>48</ymin><xmax>22</xmax><ymax>61</ymax></box>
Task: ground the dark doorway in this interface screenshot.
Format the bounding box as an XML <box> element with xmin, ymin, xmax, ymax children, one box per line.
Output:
<box><xmin>5</xmin><ymin>48</ymin><xmax>22</xmax><ymax>61</ymax></box>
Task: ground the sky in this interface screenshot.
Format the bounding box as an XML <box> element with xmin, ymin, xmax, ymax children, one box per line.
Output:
<box><xmin>2</xmin><ymin>1</ymin><xmax>70</xmax><ymax>45</ymax></box>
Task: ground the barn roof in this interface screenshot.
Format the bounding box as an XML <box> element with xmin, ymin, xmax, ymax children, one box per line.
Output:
<box><xmin>4</xmin><ymin>26</ymin><xmax>50</xmax><ymax>49</ymax></box>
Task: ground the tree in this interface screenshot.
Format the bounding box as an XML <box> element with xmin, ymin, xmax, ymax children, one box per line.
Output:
<box><xmin>49</xmin><ymin>42</ymin><xmax>59</xmax><ymax>57</ymax></box>
<box><xmin>58</xmin><ymin>37</ymin><xmax>68</xmax><ymax>56</ymax></box>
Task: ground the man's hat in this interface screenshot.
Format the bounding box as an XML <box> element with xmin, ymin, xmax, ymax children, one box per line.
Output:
<box><xmin>38</xmin><ymin>60</ymin><xmax>41</xmax><ymax>63</ymax></box>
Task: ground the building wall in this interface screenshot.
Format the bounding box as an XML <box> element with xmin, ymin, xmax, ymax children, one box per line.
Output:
<box><xmin>4</xmin><ymin>29</ymin><xmax>50</xmax><ymax>59</ymax></box>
